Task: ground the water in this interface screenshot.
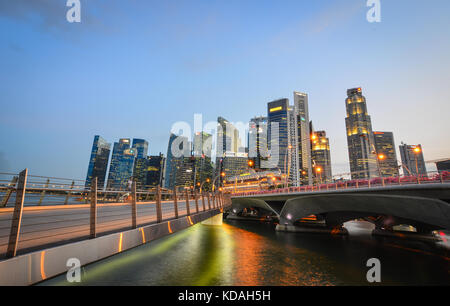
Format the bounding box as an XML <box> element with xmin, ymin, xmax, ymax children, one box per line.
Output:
<box><xmin>41</xmin><ymin>220</ymin><xmax>450</xmax><ymax>286</ymax></box>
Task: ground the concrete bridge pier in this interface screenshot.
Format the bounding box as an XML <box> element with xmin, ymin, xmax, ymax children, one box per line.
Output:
<box><xmin>276</xmin><ymin>215</ymin><xmax>348</xmax><ymax>235</ymax></box>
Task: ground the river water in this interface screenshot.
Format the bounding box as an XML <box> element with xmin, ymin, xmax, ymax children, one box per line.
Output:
<box><xmin>41</xmin><ymin>219</ymin><xmax>450</xmax><ymax>286</ymax></box>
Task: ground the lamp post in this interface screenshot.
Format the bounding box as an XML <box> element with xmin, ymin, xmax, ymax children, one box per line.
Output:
<box><xmin>315</xmin><ymin>166</ymin><xmax>322</xmax><ymax>185</ymax></box>
<box><xmin>199</xmin><ymin>178</ymin><xmax>210</xmax><ymax>193</ymax></box>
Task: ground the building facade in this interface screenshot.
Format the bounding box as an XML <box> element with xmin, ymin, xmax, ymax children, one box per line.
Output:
<box><xmin>248</xmin><ymin>116</ymin><xmax>268</xmax><ymax>171</ymax></box>
<box><xmin>107</xmin><ymin>138</ymin><xmax>136</xmax><ymax>189</ymax></box>
<box><xmin>132</xmin><ymin>139</ymin><xmax>149</xmax><ymax>159</ymax></box>
<box><xmin>345</xmin><ymin>87</ymin><xmax>379</xmax><ymax>179</ymax></box>
<box><xmin>399</xmin><ymin>143</ymin><xmax>427</xmax><ymax>176</ymax></box>
<box><xmin>294</xmin><ymin>92</ymin><xmax>313</xmax><ymax>185</ymax></box>
<box><xmin>311</xmin><ymin>130</ymin><xmax>332</xmax><ymax>183</ymax></box>
<box><xmin>373</xmin><ymin>131</ymin><xmax>399</xmax><ymax>177</ymax></box>
<box><xmin>267</xmin><ymin>99</ymin><xmax>290</xmax><ymax>174</ymax></box>
<box><xmin>85</xmin><ymin>135</ymin><xmax>111</xmax><ymax>189</ymax></box>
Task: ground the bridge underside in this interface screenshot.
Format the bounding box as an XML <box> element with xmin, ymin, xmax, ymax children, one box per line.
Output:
<box><xmin>231</xmin><ymin>191</ymin><xmax>450</xmax><ymax>235</ymax></box>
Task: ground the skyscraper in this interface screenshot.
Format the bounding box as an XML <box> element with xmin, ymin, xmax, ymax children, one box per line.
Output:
<box><xmin>146</xmin><ymin>154</ymin><xmax>166</xmax><ymax>187</ymax></box>
<box><xmin>311</xmin><ymin>130</ymin><xmax>332</xmax><ymax>183</ymax></box>
<box><xmin>399</xmin><ymin>143</ymin><xmax>427</xmax><ymax>176</ymax></box>
<box><xmin>248</xmin><ymin>116</ymin><xmax>268</xmax><ymax>170</ymax></box>
<box><xmin>345</xmin><ymin>87</ymin><xmax>379</xmax><ymax>179</ymax></box>
<box><xmin>107</xmin><ymin>138</ymin><xmax>136</xmax><ymax>189</ymax></box>
<box><xmin>267</xmin><ymin>99</ymin><xmax>290</xmax><ymax>174</ymax></box>
<box><xmin>287</xmin><ymin>106</ymin><xmax>300</xmax><ymax>186</ymax></box>
<box><xmin>164</xmin><ymin>133</ymin><xmax>191</xmax><ymax>189</ymax></box>
<box><xmin>85</xmin><ymin>135</ymin><xmax>111</xmax><ymax>189</ymax></box>
<box><xmin>132</xmin><ymin>139</ymin><xmax>149</xmax><ymax>159</ymax></box>
<box><xmin>294</xmin><ymin>92</ymin><xmax>312</xmax><ymax>185</ymax></box>
<box><xmin>373</xmin><ymin>131</ymin><xmax>399</xmax><ymax>177</ymax></box>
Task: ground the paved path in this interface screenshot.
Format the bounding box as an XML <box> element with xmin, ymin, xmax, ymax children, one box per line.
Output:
<box><xmin>0</xmin><ymin>199</ymin><xmax>211</xmax><ymax>257</ymax></box>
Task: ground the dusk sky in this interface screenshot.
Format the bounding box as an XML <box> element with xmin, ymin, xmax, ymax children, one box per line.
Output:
<box><xmin>0</xmin><ymin>0</ymin><xmax>449</xmax><ymax>179</ymax></box>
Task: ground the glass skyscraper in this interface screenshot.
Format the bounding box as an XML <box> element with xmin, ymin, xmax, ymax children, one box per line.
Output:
<box><xmin>311</xmin><ymin>130</ymin><xmax>332</xmax><ymax>183</ymax></box>
<box><xmin>399</xmin><ymin>143</ymin><xmax>427</xmax><ymax>176</ymax></box>
<box><xmin>107</xmin><ymin>138</ymin><xmax>137</xmax><ymax>189</ymax></box>
<box><xmin>267</xmin><ymin>99</ymin><xmax>290</xmax><ymax>173</ymax></box>
<box><xmin>132</xmin><ymin>139</ymin><xmax>149</xmax><ymax>159</ymax></box>
<box><xmin>345</xmin><ymin>87</ymin><xmax>379</xmax><ymax>179</ymax></box>
<box><xmin>294</xmin><ymin>92</ymin><xmax>312</xmax><ymax>185</ymax></box>
<box><xmin>373</xmin><ymin>131</ymin><xmax>399</xmax><ymax>177</ymax></box>
<box><xmin>248</xmin><ymin>116</ymin><xmax>268</xmax><ymax>171</ymax></box>
<box><xmin>85</xmin><ymin>135</ymin><xmax>111</xmax><ymax>189</ymax></box>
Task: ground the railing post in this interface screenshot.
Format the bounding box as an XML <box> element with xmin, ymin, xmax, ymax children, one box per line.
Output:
<box><xmin>173</xmin><ymin>188</ymin><xmax>179</xmax><ymax>219</ymax></box>
<box><xmin>201</xmin><ymin>192</ymin><xmax>206</xmax><ymax>211</ymax></box>
<box><xmin>64</xmin><ymin>180</ymin><xmax>75</xmax><ymax>205</ymax></box>
<box><xmin>156</xmin><ymin>185</ymin><xmax>162</xmax><ymax>223</ymax></box>
<box><xmin>6</xmin><ymin>169</ymin><xmax>27</xmax><ymax>258</ymax></box>
<box><xmin>356</xmin><ymin>180</ymin><xmax>359</xmax><ymax>188</ymax></box>
<box><xmin>382</xmin><ymin>177</ymin><xmax>385</xmax><ymax>187</ymax></box>
<box><xmin>417</xmin><ymin>175</ymin><xmax>421</xmax><ymax>184</ymax></box>
<box><xmin>440</xmin><ymin>173</ymin><xmax>444</xmax><ymax>183</ymax></box>
<box><xmin>131</xmin><ymin>180</ymin><xmax>137</xmax><ymax>229</ymax></box>
<box><xmin>368</xmin><ymin>179</ymin><xmax>371</xmax><ymax>188</ymax></box>
<box><xmin>194</xmin><ymin>189</ymin><xmax>199</xmax><ymax>213</ymax></box>
<box><xmin>1</xmin><ymin>176</ymin><xmax>18</xmax><ymax>208</ymax></box>
<box><xmin>89</xmin><ymin>177</ymin><xmax>97</xmax><ymax>239</ymax></box>
<box><xmin>207</xmin><ymin>192</ymin><xmax>211</xmax><ymax>210</ymax></box>
<box><xmin>335</xmin><ymin>183</ymin><xmax>338</xmax><ymax>190</ymax></box>
<box><xmin>185</xmin><ymin>189</ymin><xmax>191</xmax><ymax>216</ymax></box>
<box><xmin>38</xmin><ymin>178</ymin><xmax>50</xmax><ymax>206</ymax></box>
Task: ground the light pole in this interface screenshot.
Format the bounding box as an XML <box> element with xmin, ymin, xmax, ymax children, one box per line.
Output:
<box><xmin>315</xmin><ymin>166</ymin><xmax>322</xmax><ymax>185</ymax></box>
<box><xmin>413</xmin><ymin>146</ymin><xmax>421</xmax><ymax>176</ymax></box>
<box><xmin>199</xmin><ymin>178</ymin><xmax>210</xmax><ymax>193</ymax></box>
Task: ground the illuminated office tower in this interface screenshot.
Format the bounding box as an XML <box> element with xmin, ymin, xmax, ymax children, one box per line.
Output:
<box><xmin>345</xmin><ymin>87</ymin><xmax>379</xmax><ymax>179</ymax></box>
<box><xmin>146</xmin><ymin>154</ymin><xmax>166</xmax><ymax>187</ymax></box>
<box><xmin>311</xmin><ymin>130</ymin><xmax>332</xmax><ymax>183</ymax></box>
<box><xmin>132</xmin><ymin>139</ymin><xmax>149</xmax><ymax>159</ymax></box>
<box><xmin>373</xmin><ymin>131</ymin><xmax>399</xmax><ymax>177</ymax></box>
<box><xmin>193</xmin><ymin>131</ymin><xmax>214</xmax><ymax>187</ymax></box>
<box><xmin>399</xmin><ymin>143</ymin><xmax>427</xmax><ymax>176</ymax></box>
<box><xmin>267</xmin><ymin>99</ymin><xmax>290</xmax><ymax>174</ymax></box>
<box><xmin>294</xmin><ymin>92</ymin><xmax>312</xmax><ymax>185</ymax></box>
<box><xmin>248</xmin><ymin>116</ymin><xmax>268</xmax><ymax>170</ymax></box>
<box><xmin>85</xmin><ymin>135</ymin><xmax>111</xmax><ymax>189</ymax></box>
<box><xmin>164</xmin><ymin>133</ymin><xmax>190</xmax><ymax>189</ymax></box>
<box><xmin>216</xmin><ymin>117</ymin><xmax>241</xmax><ymax>178</ymax></box>
<box><xmin>107</xmin><ymin>138</ymin><xmax>137</xmax><ymax>189</ymax></box>
<box><xmin>287</xmin><ymin>107</ymin><xmax>300</xmax><ymax>186</ymax></box>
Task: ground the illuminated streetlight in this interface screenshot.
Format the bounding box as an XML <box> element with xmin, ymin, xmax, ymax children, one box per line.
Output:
<box><xmin>377</xmin><ymin>154</ymin><xmax>385</xmax><ymax>160</ymax></box>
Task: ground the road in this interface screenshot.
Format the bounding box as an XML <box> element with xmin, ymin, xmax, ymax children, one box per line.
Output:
<box><xmin>0</xmin><ymin>199</ymin><xmax>209</xmax><ymax>257</ymax></box>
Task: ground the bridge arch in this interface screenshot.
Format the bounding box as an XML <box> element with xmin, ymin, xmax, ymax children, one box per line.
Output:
<box><xmin>279</xmin><ymin>194</ymin><xmax>450</xmax><ymax>232</ymax></box>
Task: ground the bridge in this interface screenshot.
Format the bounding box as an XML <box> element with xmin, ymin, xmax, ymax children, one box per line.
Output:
<box><xmin>229</xmin><ymin>172</ymin><xmax>450</xmax><ymax>237</ymax></box>
<box><xmin>0</xmin><ymin>169</ymin><xmax>230</xmax><ymax>285</ymax></box>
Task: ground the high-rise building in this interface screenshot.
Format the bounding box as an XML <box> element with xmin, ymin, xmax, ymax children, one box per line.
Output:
<box><xmin>294</xmin><ymin>92</ymin><xmax>313</xmax><ymax>185</ymax></box>
<box><xmin>107</xmin><ymin>138</ymin><xmax>136</xmax><ymax>189</ymax></box>
<box><xmin>435</xmin><ymin>159</ymin><xmax>450</xmax><ymax>174</ymax></box>
<box><xmin>216</xmin><ymin>117</ymin><xmax>240</xmax><ymax>157</ymax></box>
<box><xmin>132</xmin><ymin>139</ymin><xmax>149</xmax><ymax>159</ymax></box>
<box><xmin>345</xmin><ymin>87</ymin><xmax>379</xmax><ymax>179</ymax></box>
<box><xmin>85</xmin><ymin>135</ymin><xmax>111</xmax><ymax>189</ymax></box>
<box><xmin>287</xmin><ymin>106</ymin><xmax>300</xmax><ymax>186</ymax></box>
<box><xmin>248</xmin><ymin>116</ymin><xmax>268</xmax><ymax>170</ymax></box>
<box><xmin>164</xmin><ymin>134</ymin><xmax>191</xmax><ymax>189</ymax></box>
<box><xmin>146</xmin><ymin>154</ymin><xmax>166</xmax><ymax>187</ymax></box>
<box><xmin>220</xmin><ymin>152</ymin><xmax>249</xmax><ymax>178</ymax></box>
<box><xmin>399</xmin><ymin>143</ymin><xmax>427</xmax><ymax>176</ymax></box>
<box><xmin>267</xmin><ymin>99</ymin><xmax>290</xmax><ymax>174</ymax></box>
<box><xmin>373</xmin><ymin>131</ymin><xmax>399</xmax><ymax>177</ymax></box>
<box><xmin>311</xmin><ymin>130</ymin><xmax>332</xmax><ymax>183</ymax></box>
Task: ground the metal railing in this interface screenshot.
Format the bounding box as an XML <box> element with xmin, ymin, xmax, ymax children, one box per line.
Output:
<box><xmin>231</xmin><ymin>171</ymin><xmax>450</xmax><ymax>197</ymax></box>
<box><xmin>0</xmin><ymin>170</ymin><xmax>231</xmax><ymax>259</ymax></box>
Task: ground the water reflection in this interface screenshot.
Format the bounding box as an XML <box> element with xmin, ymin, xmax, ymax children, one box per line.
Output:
<box><xmin>41</xmin><ymin>220</ymin><xmax>450</xmax><ymax>286</ymax></box>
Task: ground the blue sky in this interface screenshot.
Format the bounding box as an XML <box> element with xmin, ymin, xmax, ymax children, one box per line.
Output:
<box><xmin>1</xmin><ymin>0</ymin><xmax>449</xmax><ymax>179</ymax></box>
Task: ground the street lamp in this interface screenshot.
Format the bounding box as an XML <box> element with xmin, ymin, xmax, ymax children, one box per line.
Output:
<box><xmin>413</xmin><ymin>146</ymin><xmax>421</xmax><ymax>177</ymax></box>
<box><xmin>315</xmin><ymin>167</ymin><xmax>322</xmax><ymax>184</ymax></box>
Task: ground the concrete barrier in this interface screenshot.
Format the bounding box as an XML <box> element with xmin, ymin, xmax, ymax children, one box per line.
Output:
<box><xmin>0</xmin><ymin>209</ymin><xmax>222</xmax><ymax>286</ymax></box>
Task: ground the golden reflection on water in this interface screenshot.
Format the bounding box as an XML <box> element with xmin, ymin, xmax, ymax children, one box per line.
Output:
<box><xmin>226</xmin><ymin>224</ymin><xmax>337</xmax><ymax>286</ymax></box>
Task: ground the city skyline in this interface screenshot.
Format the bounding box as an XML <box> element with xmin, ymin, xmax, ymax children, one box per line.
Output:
<box><xmin>1</xmin><ymin>1</ymin><xmax>450</xmax><ymax>179</ymax></box>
